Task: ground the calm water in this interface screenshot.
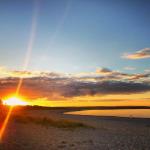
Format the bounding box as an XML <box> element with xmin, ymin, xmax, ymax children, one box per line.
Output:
<box><xmin>65</xmin><ymin>109</ymin><xmax>150</xmax><ymax>118</ymax></box>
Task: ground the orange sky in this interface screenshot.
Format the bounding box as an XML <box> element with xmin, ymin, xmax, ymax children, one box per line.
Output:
<box><xmin>26</xmin><ymin>92</ymin><xmax>150</xmax><ymax>107</ymax></box>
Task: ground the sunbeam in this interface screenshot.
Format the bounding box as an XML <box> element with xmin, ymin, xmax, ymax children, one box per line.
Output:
<box><xmin>0</xmin><ymin>0</ymin><xmax>39</xmax><ymax>141</ymax></box>
<box><xmin>47</xmin><ymin>0</ymin><xmax>72</xmax><ymax>48</ymax></box>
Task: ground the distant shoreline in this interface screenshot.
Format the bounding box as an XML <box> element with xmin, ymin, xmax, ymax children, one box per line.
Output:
<box><xmin>15</xmin><ymin>105</ymin><xmax>150</xmax><ymax>109</ymax></box>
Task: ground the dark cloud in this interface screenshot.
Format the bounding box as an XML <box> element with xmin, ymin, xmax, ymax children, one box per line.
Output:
<box><xmin>61</xmin><ymin>80</ymin><xmax>150</xmax><ymax>97</ymax></box>
<box><xmin>0</xmin><ymin>73</ymin><xmax>150</xmax><ymax>100</ymax></box>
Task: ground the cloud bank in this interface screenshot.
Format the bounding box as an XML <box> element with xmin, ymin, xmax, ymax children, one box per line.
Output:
<box><xmin>0</xmin><ymin>68</ymin><xmax>150</xmax><ymax>100</ymax></box>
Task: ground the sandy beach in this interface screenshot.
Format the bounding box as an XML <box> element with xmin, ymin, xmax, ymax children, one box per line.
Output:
<box><xmin>0</xmin><ymin>106</ymin><xmax>150</xmax><ymax>150</ymax></box>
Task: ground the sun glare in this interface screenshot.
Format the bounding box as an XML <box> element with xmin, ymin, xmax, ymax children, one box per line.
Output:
<box><xmin>3</xmin><ymin>96</ymin><xmax>28</xmax><ymax>106</ymax></box>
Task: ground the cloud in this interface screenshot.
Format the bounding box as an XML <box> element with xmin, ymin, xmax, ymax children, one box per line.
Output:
<box><xmin>94</xmin><ymin>67</ymin><xmax>150</xmax><ymax>81</ymax></box>
<box><xmin>0</xmin><ymin>68</ymin><xmax>64</xmax><ymax>78</ymax></box>
<box><xmin>96</xmin><ymin>68</ymin><xmax>112</xmax><ymax>74</ymax></box>
<box><xmin>145</xmin><ymin>69</ymin><xmax>150</xmax><ymax>73</ymax></box>
<box><xmin>0</xmin><ymin>69</ymin><xmax>150</xmax><ymax>100</ymax></box>
<box><xmin>122</xmin><ymin>48</ymin><xmax>150</xmax><ymax>59</ymax></box>
<box><xmin>95</xmin><ymin>68</ymin><xmax>131</xmax><ymax>80</ymax></box>
<box><xmin>124</xmin><ymin>66</ymin><xmax>136</xmax><ymax>71</ymax></box>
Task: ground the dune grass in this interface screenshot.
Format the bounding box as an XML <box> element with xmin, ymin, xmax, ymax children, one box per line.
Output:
<box><xmin>13</xmin><ymin>115</ymin><xmax>89</xmax><ymax>129</ymax></box>
<box><xmin>0</xmin><ymin>105</ymin><xmax>91</xmax><ymax>129</ymax></box>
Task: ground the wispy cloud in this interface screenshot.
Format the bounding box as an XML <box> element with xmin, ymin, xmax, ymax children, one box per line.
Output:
<box><xmin>122</xmin><ymin>48</ymin><xmax>150</xmax><ymax>59</ymax></box>
<box><xmin>124</xmin><ymin>66</ymin><xmax>136</xmax><ymax>71</ymax></box>
<box><xmin>145</xmin><ymin>69</ymin><xmax>150</xmax><ymax>73</ymax></box>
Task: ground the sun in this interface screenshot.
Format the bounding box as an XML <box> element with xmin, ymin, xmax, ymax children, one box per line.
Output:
<box><xmin>3</xmin><ymin>96</ymin><xmax>28</xmax><ymax>106</ymax></box>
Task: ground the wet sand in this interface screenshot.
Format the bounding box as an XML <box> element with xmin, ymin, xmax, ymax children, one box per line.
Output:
<box><xmin>0</xmin><ymin>106</ymin><xmax>150</xmax><ymax>150</ymax></box>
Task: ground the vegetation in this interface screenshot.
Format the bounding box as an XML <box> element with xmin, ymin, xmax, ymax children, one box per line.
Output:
<box><xmin>13</xmin><ymin>115</ymin><xmax>89</xmax><ymax>129</ymax></box>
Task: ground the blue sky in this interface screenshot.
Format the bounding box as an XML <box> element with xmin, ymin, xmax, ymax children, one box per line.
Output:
<box><xmin>0</xmin><ymin>0</ymin><xmax>150</xmax><ymax>73</ymax></box>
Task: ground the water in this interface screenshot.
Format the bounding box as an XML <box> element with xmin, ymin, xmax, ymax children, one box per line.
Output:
<box><xmin>65</xmin><ymin>109</ymin><xmax>150</xmax><ymax>118</ymax></box>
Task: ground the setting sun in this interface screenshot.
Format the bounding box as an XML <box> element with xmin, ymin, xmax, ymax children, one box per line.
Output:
<box><xmin>3</xmin><ymin>96</ymin><xmax>28</xmax><ymax>106</ymax></box>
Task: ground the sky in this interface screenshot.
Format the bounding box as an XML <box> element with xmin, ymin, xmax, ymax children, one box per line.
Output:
<box><xmin>0</xmin><ymin>0</ymin><xmax>150</xmax><ymax>106</ymax></box>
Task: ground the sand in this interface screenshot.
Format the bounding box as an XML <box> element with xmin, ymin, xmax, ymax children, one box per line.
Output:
<box><xmin>0</xmin><ymin>107</ymin><xmax>150</xmax><ymax>150</ymax></box>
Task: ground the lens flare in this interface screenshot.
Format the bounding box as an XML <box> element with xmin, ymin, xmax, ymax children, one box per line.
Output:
<box><xmin>0</xmin><ymin>106</ymin><xmax>13</xmax><ymax>141</ymax></box>
<box><xmin>0</xmin><ymin>0</ymin><xmax>39</xmax><ymax>141</ymax></box>
<box><xmin>46</xmin><ymin>0</ymin><xmax>72</xmax><ymax>48</ymax></box>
